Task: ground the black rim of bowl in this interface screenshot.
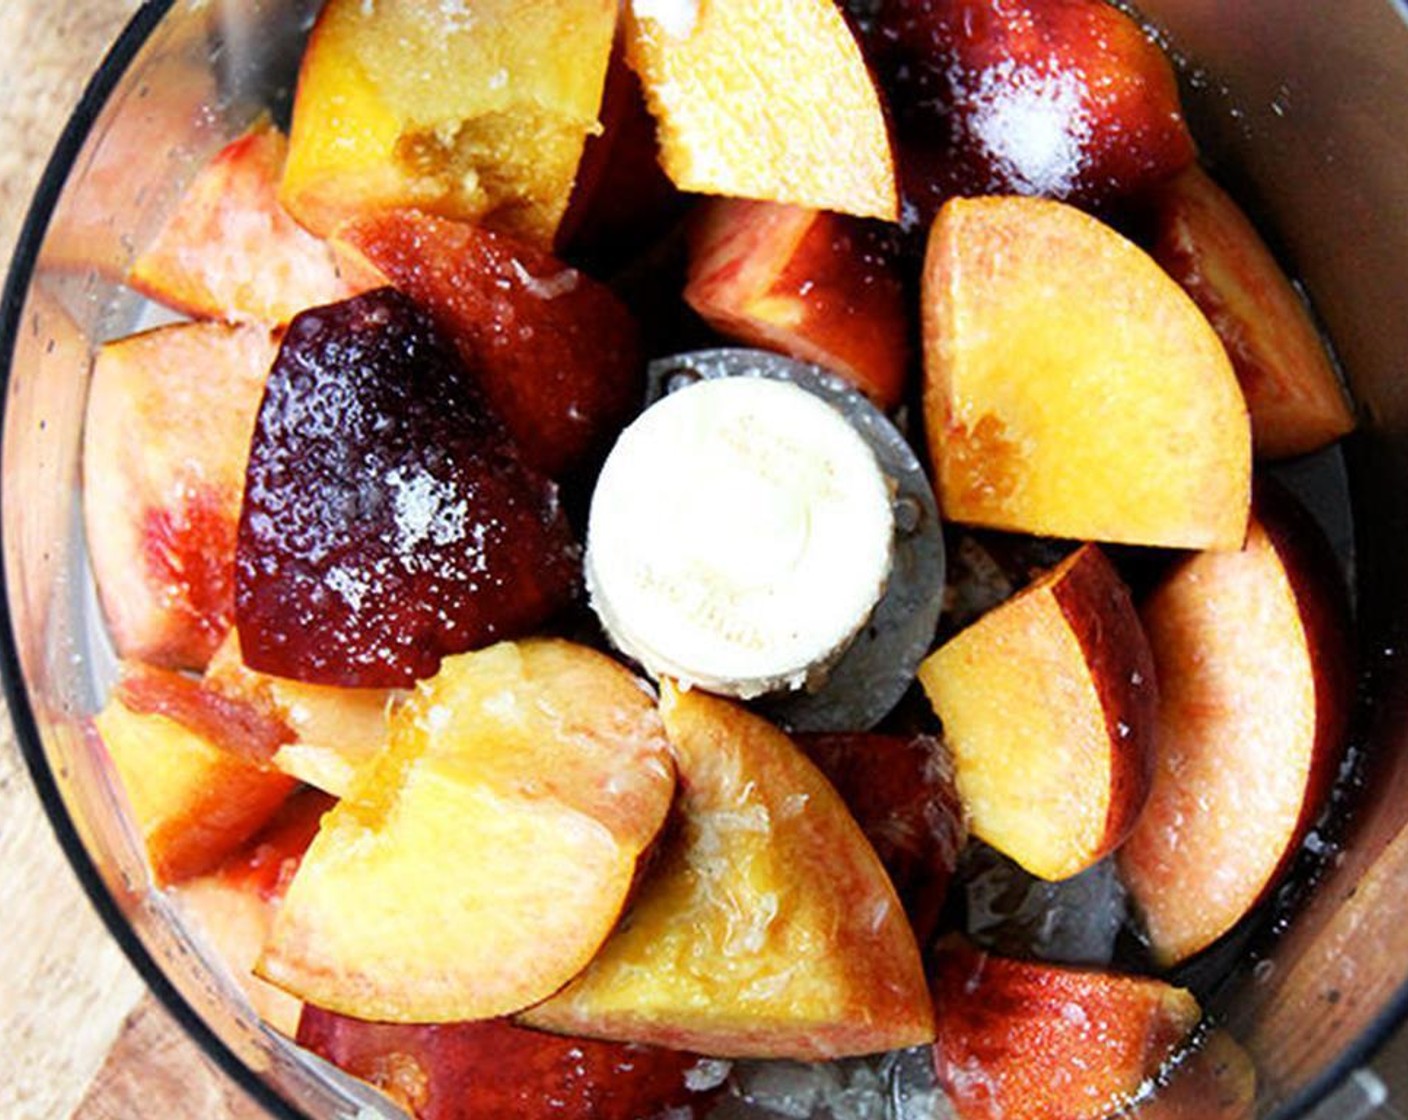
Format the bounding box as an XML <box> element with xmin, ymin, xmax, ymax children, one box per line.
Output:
<box><xmin>1</xmin><ymin>4</ymin><xmax>1407</xmax><ymax>1120</ymax></box>
<box><xmin>0</xmin><ymin>2</ymin><xmax>305</xmax><ymax>1117</ymax></box>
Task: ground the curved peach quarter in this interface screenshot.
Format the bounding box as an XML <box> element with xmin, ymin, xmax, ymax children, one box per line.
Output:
<box><xmin>257</xmin><ymin>640</ymin><xmax>676</xmax><ymax>1023</ymax></box>
<box><xmin>129</xmin><ymin>119</ymin><xmax>361</xmax><ymax>325</ymax></box>
<box><xmin>918</xmin><ymin>544</ymin><xmax>1156</xmax><ymax>882</ymax></box>
<box><xmin>1118</xmin><ymin>486</ymin><xmax>1353</xmax><ymax>967</ymax></box>
<box><xmin>930</xmin><ymin>936</ymin><xmax>1202</xmax><ymax>1120</ymax></box>
<box><xmin>1151</xmin><ymin>163</ymin><xmax>1355</xmax><ymax>459</ymax></box>
<box><xmin>624</xmin><ymin>0</ymin><xmax>897</xmax><ymax>221</ymax></box>
<box><xmin>922</xmin><ymin>195</ymin><xmax>1251</xmax><ymax>550</ymax></box>
<box><xmin>82</xmin><ymin>321</ymin><xmax>277</xmax><ymax>670</ymax></box>
<box><xmin>521</xmin><ymin>682</ymin><xmax>934</xmax><ymax>1060</ymax></box>
<box><xmin>279</xmin><ymin>0</ymin><xmax>618</xmax><ymax>247</ymax></box>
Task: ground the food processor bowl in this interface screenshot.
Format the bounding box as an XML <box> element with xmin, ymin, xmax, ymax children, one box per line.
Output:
<box><xmin>3</xmin><ymin>2</ymin><xmax>1407</xmax><ymax>1117</ymax></box>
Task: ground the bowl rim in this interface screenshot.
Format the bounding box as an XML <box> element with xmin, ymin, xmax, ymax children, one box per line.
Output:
<box><xmin>1</xmin><ymin>3</ymin><xmax>1406</xmax><ymax>1120</ymax></box>
<box><xmin>0</xmin><ymin>3</ymin><xmax>307</xmax><ymax>1116</ymax></box>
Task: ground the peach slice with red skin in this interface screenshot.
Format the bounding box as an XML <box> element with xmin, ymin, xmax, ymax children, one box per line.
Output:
<box><xmin>233</xmin><ymin>288</ymin><xmax>581</xmax><ymax>689</ymax></box>
<box><xmin>922</xmin><ymin>195</ymin><xmax>1251</xmax><ymax>550</ymax></box>
<box><xmin>869</xmin><ymin>0</ymin><xmax>1196</xmax><ymax>222</ymax></box>
<box><xmin>624</xmin><ymin>0</ymin><xmax>897</xmax><ymax>221</ymax></box>
<box><xmin>95</xmin><ymin>662</ymin><xmax>298</xmax><ymax>886</ymax></box>
<box><xmin>83</xmin><ymin>321</ymin><xmax>277</xmax><ymax>670</ymax></box>
<box><xmin>795</xmin><ymin>731</ymin><xmax>965</xmax><ymax>943</ymax></box>
<box><xmin>333</xmin><ymin>210</ymin><xmax>643</xmax><ymax>478</ymax></box>
<box><xmin>279</xmin><ymin>0</ymin><xmax>618</xmax><ymax>247</ymax></box>
<box><xmin>174</xmin><ymin>788</ymin><xmax>334</xmax><ymax>1036</ymax></box>
<box><xmin>297</xmin><ymin>1010</ymin><xmax>723</xmax><ymax>1120</ymax></box>
<box><xmin>1151</xmin><ymin>163</ymin><xmax>1355</xmax><ymax>459</ymax></box>
<box><xmin>918</xmin><ymin>544</ymin><xmax>1156</xmax><ymax>881</ymax></box>
<box><xmin>128</xmin><ymin>119</ymin><xmax>364</xmax><ymax>324</ymax></box>
<box><xmin>257</xmin><ymin>640</ymin><xmax>676</xmax><ymax>1024</ymax></box>
<box><xmin>1117</xmin><ymin>485</ymin><xmax>1353</xmax><ymax>967</ymax></box>
<box><xmin>929</xmin><ymin>936</ymin><xmax>1201</xmax><ymax>1120</ymax></box>
<box><xmin>521</xmin><ymin>683</ymin><xmax>935</xmax><ymax>1060</ymax></box>
<box><xmin>684</xmin><ymin>199</ymin><xmax>911</xmax><ymax>409</ymax></box>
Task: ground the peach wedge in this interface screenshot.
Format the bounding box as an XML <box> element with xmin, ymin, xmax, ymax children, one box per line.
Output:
<box><xmin>129</xmin><ymin>119</ymin><xmax>359</xmax><ymax>324</ymax></box>
<box><xmin>83</xmin><ymin>321</ymin><xmax>276</xmax><ymax>670</ymax></box>
<box><xmin>1118</xmin><ymin>486</ymin><xmax>1352</xmax><ymax>966</ymax></box>
<box><xmin>280</xmin><ymin>0</ymin><xmax>617</xmax><ymax>246</ymax></box>
<box><xmin>930</xmin><ymin>936</ymin><xmax>1201</xmax><ymax>1120</ymax></box>
<box><xmin>1151</xmin><ymin>164</ymin><xmax>1355</xmax><ymax>459</ymax></box>
<box><xmin>95</xmin><ymin>662</ymin><xmax>298</xmax><ymax>886</ymax></box>
<box><xmin>333</xmin><ymin>209</ymin><xmax>643</xmax><ymax>479</ymax></box>
<box><xmin>922</xmin><ymin>195</ymin><xmax>1251</xmax><ymax>550</ymax></box>
<box><xmin>918</xmin><ymin>545</ymin><xmax>1156</xmax><ymax>881</ymax></box>
<box><xmin>685</xmin><ymin>198</ymin><xmax>910</xmax><ymax>409</ymax></box>
<box><xmin>297</xmin><ymin>1010</ymin><xmax>721</xmax><ymax>1120</ymax></box>
<box><xmin>173</xmin><ymin>788</ymin><xmax>334</xmax><ymax>1037</ymax></box>
<box><xmin>258</xmin><ymin>640</ymin><xmax>675</xmax><ymax>1023</ymax></box>
<box><xmin>624</xmin><ymin>0</ymin><xmax>897</xmax><ymax>221</ymax></box>
<box><xmin>522</xmin><ymin>683</ymin><xmax>934</xmax><ymax>1060</ymax></box>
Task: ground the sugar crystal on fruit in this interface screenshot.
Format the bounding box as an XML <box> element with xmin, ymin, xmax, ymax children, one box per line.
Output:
<box><xmin>436</xmin><ymin>0</ymin><xmax>475</xmax><ymax>33</ymax></box>
<box><xmin>387</xmin><ymin>464</ymin><xmax>469</xmax><ymax>553</ymax></box>
<box><xmin>325</xmin><ymin>564</ymin><xmax>371</xmax><ymax>612</ymax></box>
<box><xmin>235</xmin><ymin>288</ymin><xmax>579</xmax><ymax>687</ymax></box>
<box><xmin>966</xmin><ymin>59</ymin><xmax>1091</xmax><ymax>197</ymax></box>
<box><xmin>509</xmin><ymin>257</ymin><xmax>580</xmax><ymax>300</ymax></box>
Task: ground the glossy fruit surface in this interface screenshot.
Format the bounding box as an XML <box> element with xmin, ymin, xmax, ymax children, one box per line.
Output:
<box><xmin>298</xmin><ymin>1009</ymin><xmax>722</xmax><ymax>1120</ymax></box>
<box><xmin>930</xmin><ymin>936</ymin><xmax>1201</xmax><ymax>1120</ymax></box>
<box><xmin>522</xmin><ymin>683</ymin><xmax>935</xmax><ymax>1059</ymax></box>
<box><xmin>870</xmin><ymin>0</ymin><xmax>1195</xmax><ymax>220</ymax></box>
<box><xmin>922</xmin><ymin>195</ymin><xmax>1250</xmax><ymax>549</ymax></box>
<box><xmin>1119</xmin><ymin>486</ymin><xmax>1353</xmax><ymax>966</ymax></box>
<box><xmin>797</xmin><ymin>730</ymin><xmax>965</xmax><ymax>942</ymax></box>
<box><xmin>919</xmin><ymin>545</ymin><xmax>1155</xmax><ymax>880</ymax></box>
<box><xmin>84</xmin><ymin>321</ymin><xmax>277</xmax><ymax>670</ymax></box>
<box><xmin>336</xmin><ymin>210</ymin><xmax>643</xmax><ymax>478</ymax></box>
<box><xmin>235</xmin><ymin>288</ymin><xmax>579</xmax><ymax>688</ymax></box>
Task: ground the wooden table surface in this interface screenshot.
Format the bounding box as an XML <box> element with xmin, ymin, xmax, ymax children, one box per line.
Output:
<box><xmin>0</xmin><ymin>4</ymin><xmax>268</xmax><ymax>1118</ymax></box>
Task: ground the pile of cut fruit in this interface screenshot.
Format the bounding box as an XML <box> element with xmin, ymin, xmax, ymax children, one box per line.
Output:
<box><xmin>84</xmin><ymin>0</ymin><xmax>1359</xmax><ymax>1117</ymax></box>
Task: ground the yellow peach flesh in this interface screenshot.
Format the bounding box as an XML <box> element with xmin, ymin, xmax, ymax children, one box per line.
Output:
<box><xmin>918</xmin><ymin>546</ymin><xmax>1155</xmax><ymax>882</ymax></box>
<box><xmin>95</xmin><ymin>697</ymin><xmax>295</xmax><ymax>886</ymax></box>
<box><xmin>522</xmin><ymin>683</ymin><xmax>934</xmax><ymax>1059</ymax></box>
<box><xmin>625</xmin><ymin>0</ymin><xmax>897</xmax><ymax>220</ymax></box>
<box><xmin>257</xmin><ymin>640</ymin><xmax>675</xmax><ymax>1023</ymax></box>
<box><xmin>923</xmin><ymin>195</ymin><xmax>1251</xmax><ymax>550</ymax></box>
<box><xmin>280</xmin><ymin>0</ymin><xmax>617</xmax><ymax>246</ymax></box>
